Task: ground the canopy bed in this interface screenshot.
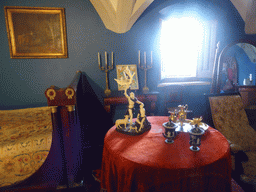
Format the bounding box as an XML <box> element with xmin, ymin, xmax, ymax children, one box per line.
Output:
<box><xmin>0</xmin><ymin>71</ymin><xmax>113</xmax><ymax>191</ymax></box>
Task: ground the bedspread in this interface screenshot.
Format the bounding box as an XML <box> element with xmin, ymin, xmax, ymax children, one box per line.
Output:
<box><xmin>0</xmin><ymin>107</ymin><xmax>52</xmax><ymax>187</ymax></box>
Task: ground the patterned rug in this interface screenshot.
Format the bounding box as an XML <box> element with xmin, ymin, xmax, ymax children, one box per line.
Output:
<box><xmin>0</xmin><ymin>107</ymin><xmax>52</xmax><ymax>187</ymax></box>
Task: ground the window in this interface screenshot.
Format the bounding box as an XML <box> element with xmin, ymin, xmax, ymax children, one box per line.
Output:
<box><xmin>160</xmin><ymin>16</ymin><xmax>217</xmax><ymax>83</ymax></box>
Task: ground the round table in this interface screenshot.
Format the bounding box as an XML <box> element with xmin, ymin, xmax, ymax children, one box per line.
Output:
<box><xmin>100</xmin><ymin>116</ymin><xmax>232</xmax><ymax>192</ymax></box>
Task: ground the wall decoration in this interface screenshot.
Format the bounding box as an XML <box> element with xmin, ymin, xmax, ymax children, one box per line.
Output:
<box><xmin>4</xmin><ymin>6</ymin><xmax>68</xmax><ymax>59</ymax></box>
<box><xmin>220</xmin><ymin>56</ymin><xmax>238</xmax><ymax>92</ymax></box>
<box><xmin>116</xmin><ymin>64</ymin><xmax>139</xmax><ymax>91</ymax></box>
<box><xmin>98</xmin><ymin>51</ymin><xmax>114</xmax><ymax>97</ymax></box>
<box><xmin>138</xmin><ymin>50</ymin><xmax>153</xmax><ymax>94</ymax></box>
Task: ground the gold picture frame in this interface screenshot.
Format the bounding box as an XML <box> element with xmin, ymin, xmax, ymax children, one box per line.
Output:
<box><xmin>4</xmin><ymin>6</ymin><xmax>68</xmax><ymax>59</ymax></box>
<box><xmin>116</xmin><ymin>64</ymin><xmax>139</xmax><ymax>91</ymax></box>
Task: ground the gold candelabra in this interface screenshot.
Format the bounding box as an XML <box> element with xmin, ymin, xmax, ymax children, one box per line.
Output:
<box><xmin>98</xmin><ymin>51</ymin><xmax>114</xmax><ymax>97</ymax></box>
<box><xmin>138</xmin><ymin>50</ymin><xmax>153</xmax><ymax>94</ymax></box>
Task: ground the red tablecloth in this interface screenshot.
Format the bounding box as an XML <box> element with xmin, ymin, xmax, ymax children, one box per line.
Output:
<box><xmin>100</xmin><ymin>116</ymin><xmax>232</xmax><ymax>192</ymax></box>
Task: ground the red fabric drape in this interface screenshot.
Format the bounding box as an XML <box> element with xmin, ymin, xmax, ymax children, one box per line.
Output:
<box><xmin>101</xmin><ymin>116</ymin><xmax>232</xmax><ymax>192</ymax></box>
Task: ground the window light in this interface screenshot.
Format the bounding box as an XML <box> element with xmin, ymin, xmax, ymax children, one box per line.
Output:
<box><xmin>160</xmin><ymin>17</ymin><xmax>204</xmax><ymax>79</ymax></box>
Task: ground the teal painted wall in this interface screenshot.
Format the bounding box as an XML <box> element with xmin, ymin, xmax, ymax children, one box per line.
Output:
<box><xmin>225</xmin><ymin>45</ymin><xmax>256</xmax><ymax>85</ymax></box>
<box><xmin>0</xmin><ymin>0</ymin><xmax>255</xmax><ymax>121</ymax></box>
<box><xmin>0</xmin><ymin>0</ymin><xmax>161</xmax><ymax>111</ymax></box>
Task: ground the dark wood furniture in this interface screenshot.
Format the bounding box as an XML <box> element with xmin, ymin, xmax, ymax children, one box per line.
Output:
<box><xmin>237</xmin><ymin>85</ymin><xmax>256</xmax><ymax>130</ymax></box>
<box><xmin>104</xmin><ymin>91</ymin><xmax>158</xmax><ymax>117</ymax></box>
<box><xmin>44</xmin><ymin>71</ymin><xmax>113</xmax><ymax>188</ymax></box>
<box><xmin>237</xmin><ymin>85</ymin><xmax>256</xmax><ymax>108</ymax></box>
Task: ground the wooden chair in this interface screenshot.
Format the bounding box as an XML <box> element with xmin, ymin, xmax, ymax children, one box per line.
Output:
<box><xmin>207</xmin><ymin>93</ymin><xmax>256</xmax><ymax>184</ymax></box>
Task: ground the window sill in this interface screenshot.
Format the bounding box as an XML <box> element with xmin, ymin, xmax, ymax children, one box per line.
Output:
<box><xmin>157</xmin><ymin>81</ymin><xmax>211</xmax><ymax>87</ymax></box>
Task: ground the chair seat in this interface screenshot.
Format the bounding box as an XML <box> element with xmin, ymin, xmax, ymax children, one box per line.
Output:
<box><xmin>208</xmin><ymin>93</ymin><xmax>256</xmax><ymax>180</ymax></box>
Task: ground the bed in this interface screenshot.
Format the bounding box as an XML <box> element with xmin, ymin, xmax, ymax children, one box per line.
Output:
<box><xmin>0</xmin><ymin>106</ymin><xmax>53</xmax><ymax>188</ymax></box>
<box><xmin>0</xmin><ymin>71</ymin><xmax>113</xmax><ymax>191</ymax></box>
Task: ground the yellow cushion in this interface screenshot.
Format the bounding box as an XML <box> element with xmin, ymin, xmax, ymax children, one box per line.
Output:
<box><xmin>209</xmin><ymin>95</ymin><xmax>256</xmax><ymax>149</ymax></box>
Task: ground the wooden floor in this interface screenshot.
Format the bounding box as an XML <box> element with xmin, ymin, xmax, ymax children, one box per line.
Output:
<box><xmin>56</xmin><ymin>175</ymin><xmax>101</xmax><ymax>192</ymax></box>
<box><xmin>57</xmin><ymin>182</ymin><xmax>100</xmax><ymax>192</ymax></box>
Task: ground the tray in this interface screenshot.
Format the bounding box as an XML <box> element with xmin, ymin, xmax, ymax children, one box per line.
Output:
<box><xmin>174</xmin><ymin>120</ymin><xmax>209</xmax><ymax>133</ymax></box>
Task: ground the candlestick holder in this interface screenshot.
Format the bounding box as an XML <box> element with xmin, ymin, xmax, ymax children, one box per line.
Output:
<box><xmin>138</xmin><ymin>50</ymin><xmax>153</xmax><ymax>94</ymax></box>
<box><xmin>98</xmin><ymin>51</ymin><xmax>114</xmax><ymax>97</ymax></box>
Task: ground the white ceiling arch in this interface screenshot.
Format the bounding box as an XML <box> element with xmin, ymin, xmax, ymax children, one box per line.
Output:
<box><xmin>230</xmin><ymin>0</ymin><xmax>256</xmax><ymax>34</ymax></box>
<box><xmin>89</xmin><ymin>0</ymin><xmax>256</xmax><ymax>34</ymax></box>
<box><xmin>89</xmin><ymin>0</ymin><xmax>154</xmax><ymax>33</ymax></box>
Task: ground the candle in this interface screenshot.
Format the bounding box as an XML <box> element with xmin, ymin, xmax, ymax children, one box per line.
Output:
<box><xmin>98</xmin><ymin>52</ymin><xmax>101</xmax><ymax>68</ymax></box>
<box><xmin>144</xmin><ymin>52</ymin><xmax>146</xmax><ymax>67</ymax></box>
<box><xmin>105</xmin><ymin>51</ymin><xmax>107</xmax><ymax>68</ymax></box>
<box><xmin>151</xmin><ymin>51</ymin><xmax>153</xmax><ymax>64</ymax></box>
<box><xmin>138</xmin><ymin>50</ymin><xmax>140</xmax><ymax>67</ymax></box>
<box><xmin>111</xmin><ymin>52</ymin><xmax>113</xmax><ymax>68</ymax></box>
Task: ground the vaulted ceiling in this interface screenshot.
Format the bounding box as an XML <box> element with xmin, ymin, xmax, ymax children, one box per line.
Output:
<box><xmin>230</xmin><ymin>0</ymin><xmax>256</xmax><ymax>34</ymax></box>
<box><xmin>89</xmin><ymin>0</ymin><xmax>256</xmax><ymax>34</ymax></box>
<box><xmin>89</xmin><ymin>0</ymin><xmax>154</xmax><ymax>33</ymax></box>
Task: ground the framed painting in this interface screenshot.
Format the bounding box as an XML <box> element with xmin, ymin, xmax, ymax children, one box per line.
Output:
<box><xmin>4</xmin><ymin>6</ymin><xmax>68</xmax><ymax>59</ymax></box>
<box><xmin>116</xmin><ymin>64</ymin><xmax>139</xmax><ymax>91</ymax></box>
<box><xmin>219</xmin><ymin>56</ymin><xmax>238</xmax><ymax>93</ymax></box>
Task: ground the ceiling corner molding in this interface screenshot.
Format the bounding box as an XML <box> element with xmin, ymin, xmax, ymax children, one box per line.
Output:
<box><xmin>230</xmin><ymin>0</ymin><xmax>256</xmax><ymax>34</ymax></box>
<box><xmin>89</xmin><ymin>0</ymin><xmax>154</xmax><ymax>33</ymax></box>
<box><xmin>230</xmin><ymin>0</ymin><xmax>248</xmax><ymax>21</ymax></box>
<box><xmin>244</xmin><ymin>0</ymin><xmax>256</xmax><ymax>34</ymax></box>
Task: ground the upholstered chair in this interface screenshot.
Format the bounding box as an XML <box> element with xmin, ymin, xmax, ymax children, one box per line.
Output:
<box><xmin>208</xmin><ymin>93</ymin><xmax>256</xmax><ymax>183</ymax></box>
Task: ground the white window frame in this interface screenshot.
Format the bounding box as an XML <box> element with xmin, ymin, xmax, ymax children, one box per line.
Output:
<box><xmin>159</xmin><ymin>18</ymin><xmax>218</xmax><ymax>85</ymax></box>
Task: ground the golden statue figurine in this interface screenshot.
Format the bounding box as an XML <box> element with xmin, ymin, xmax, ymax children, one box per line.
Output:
<box><xmin>135</xmin><ymin>103</ymin><xmax>150</xmax><ymax>132</ymax></box>
<box><xmin>168</xmin><ymin>110</ymin><xmax>178</xmax><ymax>123</ymax></box>
<box><xmin>178</xmin><ymin>104</ymin><xmax>188</xmax><ymax>127</ymax></box>
<box><xmin>189</xmin><ymin>117</ymin><xmax>206</xmax><ymax>133</ymax></box>
<box><xmin>189</xmin><ymin>117</ymin><xmax>203</xmax><ymax>127</ymax></box>
<box><xmin>114</xmin><ymin>66</ymin><xmax>151</xmax><ymax>135</ymax></box>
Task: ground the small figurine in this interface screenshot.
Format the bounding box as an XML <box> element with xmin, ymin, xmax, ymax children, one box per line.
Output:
<box><xmin>114</xmin><ymin>66</ymin><xmax>151</xmax><ymax>135</ymax></box>
<box><xmin>135</xmin><ymin>103</ymin><xmax>150</xmax><ymax>132</ymax></box>
<box><xmin>115</xmin><ymin>115</ymin><xmax>129</xmax><ymax>129</ymax></box>
<box><xmin>178</xmin><ymin>104</ymin><xmax>188</xmax><ymax>127</ymax></box>
<box><xmin>124</xmin><ymin>88</ymin><xmax>143</xmax><ymax>123</ymax></box>
<box><xmin>168</xmin><ymin>110</ymin><xmax>178</xmax><ymax>123</ymax></box>
<box><xmin>189</xmin><ymin>117</ymin><xmax>204</xmax><ymax>133</ymax></box>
